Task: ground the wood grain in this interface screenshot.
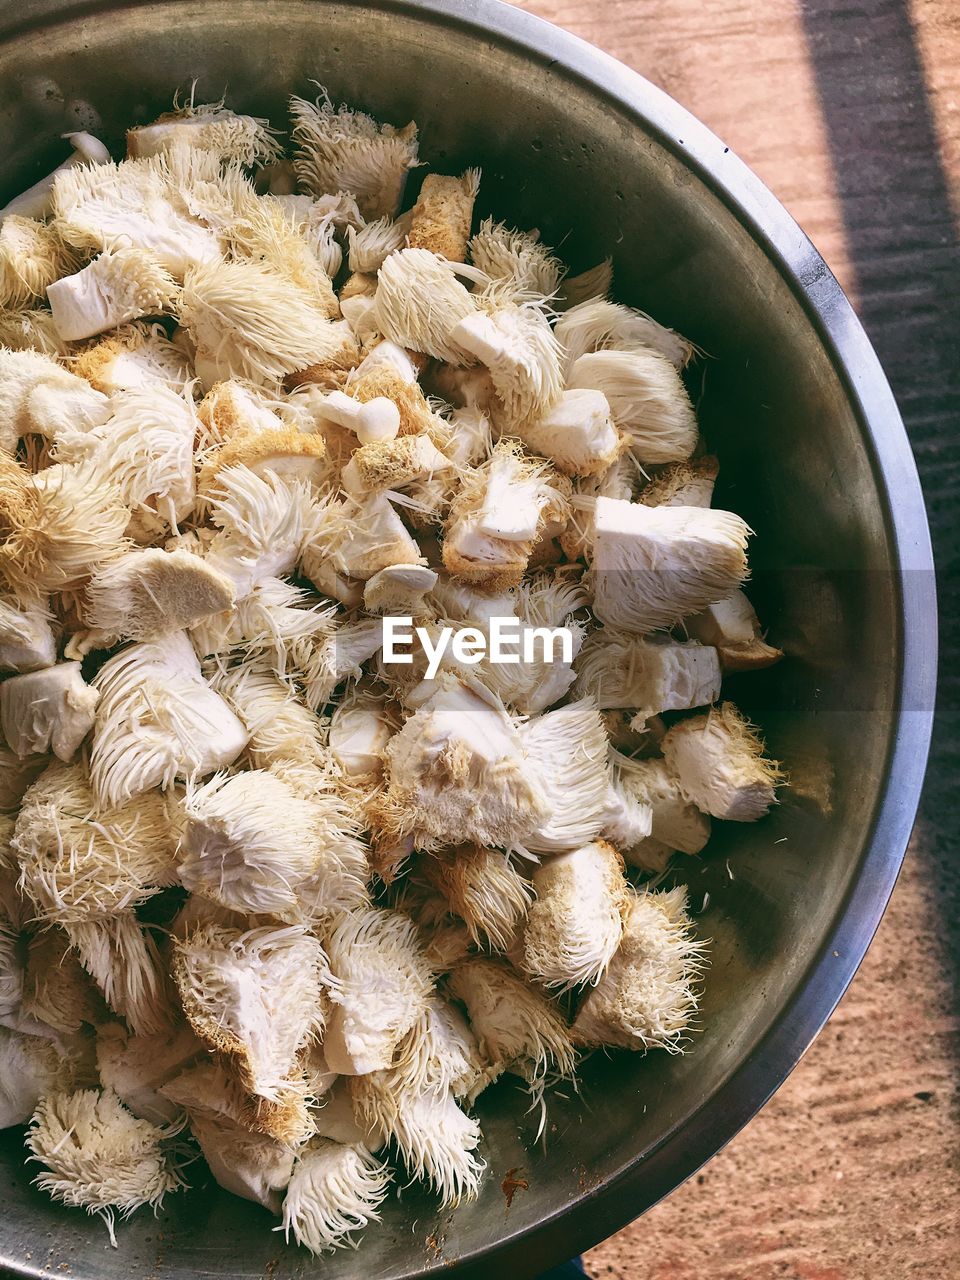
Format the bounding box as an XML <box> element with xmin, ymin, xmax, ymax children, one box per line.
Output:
<box><xmin>509</xmin><ymin>1</ymin><xmax>960</xmax><ymax>1276</ymax></box>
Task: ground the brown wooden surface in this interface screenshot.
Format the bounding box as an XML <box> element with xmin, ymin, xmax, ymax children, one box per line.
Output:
<box><xmin>510</xmin><ymin>2</ymin><xmax>960</xmax><ymax>1276</ymax></box>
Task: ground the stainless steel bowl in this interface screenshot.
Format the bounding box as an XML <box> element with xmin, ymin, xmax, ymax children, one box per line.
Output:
<box><xmin>0</xmin><ymin>2</ymin><xmax>937</xmax><ymax>1276</ymax></box>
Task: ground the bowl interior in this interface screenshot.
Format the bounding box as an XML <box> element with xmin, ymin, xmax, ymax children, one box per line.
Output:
<box><xmin>0</xmin><ymin>3</ymin><xmax>903</xmax><ymax>1277</ymax></box>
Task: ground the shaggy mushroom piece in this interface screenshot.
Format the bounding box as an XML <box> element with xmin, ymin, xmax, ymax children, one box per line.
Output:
<box><xmin>447</xmin><ymin>957</ymin><xmax>577</xmax><ymax>1092</ymax></box>
<box><xmin>639</xmin><ymin>455</ymin><xmax>719</xmax><ymax>508</ymax></box>
<box><xmin>468</xmin><ymin>218</ymin><xmax>564</xmax><ymax>302</ymax></box>
<box><xmin>160</xmin><ymin>1062</ymin><xmax>295</xmax><ymax>1211</ymax></box>
<box><xmin>613</xmin><ymin>754</ymin><xmax>711</xmax><ymax>856</ymax></box>
<box><xmin>0</xmin><ymin>1027</ymin><xmax>70</xmax><ymax>1127</ymax></box>
<box><xmin>180</xmin><ymin>257</ymin><xmax>348</xmax><ymax>389</ymax></box>
<box><xmin>363</xmin><ymin>563</ymin><xmax>438</xmax><ymax>614</ymax></box>
<box><xmin>518</xmin><ymin>388</ymin><xmax>621</xmax><ymax>477</ymax></box>
<box><xmin>290</xmin><ymin>89</ymin><xmax>419</xmax><ymax>219</ymax></box>
<box><xmin>574</xmin><ymin>631</ymin><xmax>721</xmax><ymax>719</ymax></box>
<box><xmin>661</xmin><ymin>702</ymin><xmax>781</xmax><ymax>821</ymax></box>
<box><xmin>279</xmin><ymin>1139</ymin><xmax>391</xmax><ymax>1255</ymax></box>
<box><xmin>312</xmin><ymin>493</ymin><xmax>422</xmax><ymax>583</ymax></box>
<box><xmin>420</xmin><ymin>846</ymin><xmax>532</xmax><ymax>952</ymax></box>
<box><xmin>521</xmin><ymin>839</ymin><xmax>630</xmax><ymax>989</ymax></box>
<box><xmin>567</xmin><ymin>347</ymin><xmax>698</xmax><ymax>463</ymax></box>
<box><xmin>0</xmin><ymin>131</ymin><xmax>110</xmax><ymax>222</ymax></box>
<box><xmin>0</xmin><ymin>458</ymin><xmax>129</xmax><ymax>599</ymax></box>
<box><xmin>80</xmin><ymin>548</ymin><xmax>236</xmax><ymax>648</ymax></box>
<box><xmin>89</xmin><ymin>630</ymin><xmax>249</xmax><ymax>806</ymax></box>
<box><xmin>443</xmin><ymin>443</ymin><xmax>569</xmax><ymax>591</ymax></box>
<box><xmin>54</xmin><ymin>383</ymin><xmax>199</xmax><ymax>539</ymax></box>
<box><xmin>347</xmin><ymin>217</ymin><xmax>407</xmax><ymax>275</ymax></box>
<box><xmin>351</xmin><ymin>1074</ymin><xmax>484</xmax><ymax>1205</ymax></box>
<box><xmin>26</xmin><ymin>1088</ymin><xmax>186</xmax><ymax>1245</ymax></box>
<box><xmin>572</xmin><ymin>886</ymin><xmax>706</xmax><ymax>1052</ymax></box>
<box><xmin>203</xmin><ymin>466</ymin><xmax>317</xmax><ymax>599</ymax></box>
<box><xmin>520</xmin><ymin>698</ymin><xmax>610</xmax><ymax>853</ymax></box>
<box><xmin>178</xmin><ymin>768</ymin><xmax>366</xmax><ymax>921</ymax></box>
<box><xmin>96</xmin><ymin>1020</ymin><xmax>204</xmax><ymax>1125</ymax></box>
<box><xmin>685</xmin><ymin>589</ymin><xmax>783</xmax><ymax>672</ymax></box>
<box><xmin>68</xmin><ymin>912</ymin><xmax>172</xmax><ymax>1037</ymax></box>
<box><xmin>374</xmin><ymin>248</ymin><xmax>477</xmax><ymax>363</ymax></box>
<box><xmin>0</xmin><ymin>216</ymin><xmax>76</xmax><ymax>310</ymax></box>
<box><xmin>72</xmin><ymin>324</ymin><xmax>192</xmax><ymax>395</ymax></box>
<box><xmin>47</xmin><ymin>246</ymin><xmax>178</xmax><ymax>342</ymax></box>
<box><xmin>323</xmin><ymin>907</ymin><xmax>434</xmax><ymax>1076</ymax></box>
<box><xmin>126</xmin><ymin>99</ymin><xmax>281</xmax><ymax>165</ymax></box>
<box><xmin>173</xmin><ymin>924</ymin><xmax>328</xmax><ymax>1102</ymax></box>
<box><xmin>0</xmin><ymin>309</ymin><xmax>69</xmax><ymax>357</ymax></box>
<box><xmin>0</xmin><ymin>662</ymin><xmax>98</xmax><ymax>761</ymax></box>
<box><xmin>449</xmin><ymin>303</ymin><xmax>563</xmax><ymax>429</ymax></box>
<box><xmin>555</xmin><ymin>297</ymin><xmax>695</xmax><ymax>374</ymax></box>
<box><xmin>369</xmin><ymin>676</ymin><xmax>548</xmax><ymax>852</ymax></box>
<box><xmin>0</xmin><ymin>596</ymin><xmax>57</xmax><ymax>672</ymax></box>
<box><xmin>211</xmin><ymin>659</ymin><xmax>325</xmax><ymax>772</ymax></box>
<box><xmin>329</xmin><ymin>693</ymin><xmax>393</xmax><ymax>779</ymax></box>
<box><xmin>0</xmin><ymin>347</ymin><xmax>110</xmax><ymax>453</ymax></box>
<box><xmin>196</xmin><ymin>378</ymin><xmax>287</xmax><ymax>448</ymax></box>
<box><xmin>52</xmin><ymin>155</ymin><xmax>220</xmax><ymax>277</ymax></box>
<box><xmin>203</xmin><ymin>425</ymin><xmax>329</xmax><ymax>490</ymax></box>
<box><xmin>341</xmin><ymin>434</ymin><xmax>452</xmax><ymax>496</ymax></box>
<box><xmin>589</xmin><ymin>496</ymin><xmax>751</xmax><ymax>634</ymax></box>
<box><xmin>407</xmin><ymin>170</ymin><xmax>480</xmax><ymax>262</ymax></box>
<box><xmin>599</xmin><ymin>773</ymin><xmax>654</xmax><ymax>855</ymax></box>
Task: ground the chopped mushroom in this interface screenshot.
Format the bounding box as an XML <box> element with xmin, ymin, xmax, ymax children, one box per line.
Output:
<box><xmin>661</xmin><ymin>702</ymin><xmax>782</xmax><ymax>821</ymax></box>
<box><xmin>47</xmin><ymin>246</ymin><xmax>178</xmax><ymax>341</ymax></box>
<box><xmin>0</xmin><ymin>661</ymin><xmax>99</xmax><ymax>760</ymax></box>
<box><xmin>520</xmin><ymin>839</ymin><xmax>630</xmax><ymax>989</ymax></box>
<box><xmin>685</xmin><ymin>588</ymin><xmax>783</xmax><ymax>672</ymax></box>
<box><xmin>588</xmin><ymin>495</ymin><xmax>751</xmax><ymax>634</ymax></box>
<box><xmin>280</xmin><ymin>1138</ymin><xmax>392</xmax><ymax>1254</ymax></box>
<box><xmin>574</xmin><ymin>630</ymin><xmax>721</xmax><ymax>719</ymax></box>
<box><xmin>407</xmin><ymin>170</ymin><xmax>480</xmax><ymax>262</ymax></box>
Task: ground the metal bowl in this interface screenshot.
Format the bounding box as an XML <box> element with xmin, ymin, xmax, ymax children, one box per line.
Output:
<box><xmin>0</xmin><ymin>2</ymin><xmax>937</xmax><ymax>1276</ymax></box>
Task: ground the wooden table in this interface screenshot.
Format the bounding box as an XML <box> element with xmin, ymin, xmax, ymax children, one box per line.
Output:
<box><xmin>512</xmin><ymin>2</ymin><xmax>960</xmax><ymax>1276</ymax></box>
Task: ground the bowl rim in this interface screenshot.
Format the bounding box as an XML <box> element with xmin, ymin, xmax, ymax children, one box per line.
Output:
<box><xmin>0</xmin><ymin>0</ymin><xmax>938</xmax><ymax>1275</ymax></box>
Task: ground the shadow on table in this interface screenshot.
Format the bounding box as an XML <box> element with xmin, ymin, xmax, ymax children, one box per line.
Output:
<box><xmin>801</xmin><ymin>0</ymin><xmax>960</xmax><ymax>1013</ymax></box>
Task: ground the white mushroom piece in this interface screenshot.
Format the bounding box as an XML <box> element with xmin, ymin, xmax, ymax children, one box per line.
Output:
<box><xmin>520</xmin><ymin>839</ymin><xmax>631</xmax><ymax>989</ymax></box>
<box><xmin>126</xmin><ymin>98</ymin><xmax>282</xmax><ymax>165</ymax></box>
<box><xmin>0</xmin><ymin>216</ymin><xmax>77</xmax><ymax>311</ymax></box>
<box><xmin>0</xmin><ymin>1026</ymin><xmax>75</xmax><ymax>1128</ymax></box>
<box><xmin>279</xmin><ymin>1138</ymin><xmax>392</xmax><ymax>1254</ymax></box>
<box><xmin>566</xmin><ymin>345</ymin><xmax>699</xmax><ymax>463</ymax></box>
<box><xmin>588</xmin><ymin>495</ymin><xmax>751</xmax><ymax>634</ymax></box>
<box><xmin>0</xmin><ymin>347</ymin><xmax>111</xmax><ymax>453</ymax></box>
<box><xmin>0</xmin><ymin>130</ymin><xmax>111</xmax><ymax>222</ymax></box>
<box><xmin>51</xmin><ymin>152</ymin><xmax>221</xmax><ymax>277</ymax></box>
<box><xmin>610</xmin><ymin>753</ymin><xmax>710</xmax><ymax>870</ymax></box>
<box><xmin>572</xmin><ymin>886</ymin><xmax>706</xmax><ymax>1052</ymax></box>
<box><xmin>26</xmin><ymin>1088</ymin><xmax>186</xmax><ymax>1245</ymax></box>
<box><xmin>290</xmin><ymin>89</ymin><xmax>419</xmax><ymax>220</ymax></box>
<box><xmin>661</xmin><ymin>702</ymin><xmax>782</xmax><ymax>821</ymax></box>
<box><xmin>173</xmin><ymin>924</ymin><xmax>328</xmax><ymax>1125</ymax></box>
<box><xmin>46</xmin><ymin>246</ymin><xmax>178</xmax><ymax>342</ymax></box>
<box><xmin>418</xmin><ymin>846</ymin><xmax>532</xmax><ymax>952</ymax></box>
<box><xmin>0</xmin><ymin>596</ymin><xmax>57</xmax><ymax>672</ymax></box>
<box><xmin>322</xmin><ymin>907</ymin><xmax>434</xmax><ymax>1076</ymax></box>
<box><xmin>448</xmin><ymin>300</ymin><xmax>564</xmax><ymax>430</ymax></box>
<box><xmin>95</xmin><ymin>1020</ymin><xmax>204</xmax><ymax>1125</ymax></box>
<box><xmin>468</xmin><ymin>217</ymin><xmax>564</xmax><ymax>303</ymax></box>
<box><xmin>554</xmin><ymin>297</ymin><xmax>695</xmax><ymax>374</ymax></box>
<box><xmin>574</xmin><ymin>630</ymin><xmax>721</xmax><ymax>721</ymax></box>
<box><xmin>177</xmin><ymin>767</ymin><xmax>367</xmax><ymax>921</ymax></box>
<box><xmin>685</xmin><ymin>588</ymin><xmax>783</xmax><ymax>672</ymax></box>
<box><xmin>71</xmin><ymin>323</ymin><xmax>192</xmax><ymax>395</ymax></box>
<box><xmin>447</xmin><ymin>957</ymin><xmax>577</xmax><ymax>1113</ymax></box>
<box><xmin>88</xmin><ymin>630</ymin><xmax>249</xmax><ymax>806</ymax></box>
<box><xmin>443</xmin><ymin>442</ymin><xmax>570</xmax><ymax>591</ymax></box>
<box><xmin>160</xmin><ymin>1061</ymin><xmax>295</xmax><ymax>1211</ymax></box>
<box><xmin>0</xmin><ymin>662</ymin><xmax>99</xmax><ymax>761</ymax></box>
<box><xmin>369</xmin><ymin>676</ymin><xmax>548</xmax><ymax>852</ymax></box>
